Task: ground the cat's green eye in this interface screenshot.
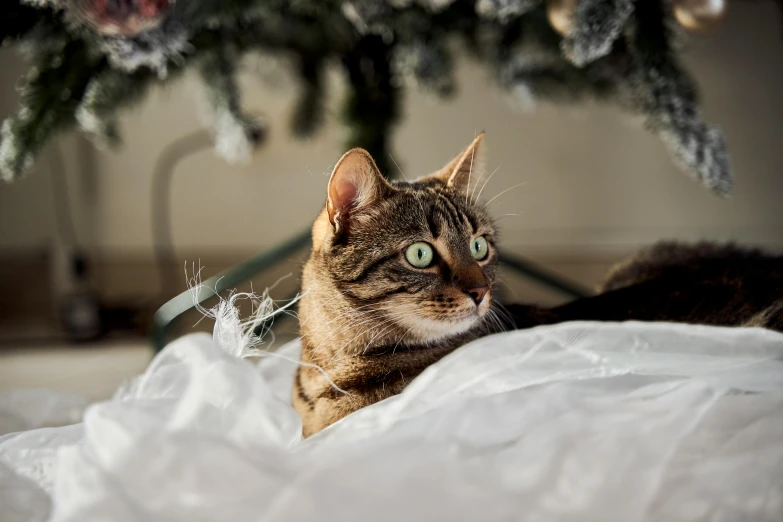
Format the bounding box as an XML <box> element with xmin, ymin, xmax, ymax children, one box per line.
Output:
<box><xmin>405</xmin><ymin>242</ymin><xmax>434</xmax><ymax>268</ymax></box>
<box><xmin>471</xmin><ymin>236</ymin><xmax>489</xmax><ymax>261</ymax></box>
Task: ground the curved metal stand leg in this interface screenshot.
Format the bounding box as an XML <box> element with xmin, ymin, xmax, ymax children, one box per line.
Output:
<box><xmin>498</xmin><ymin>252</ymin><xmax>591</xmax><ymax>300</ymax></box>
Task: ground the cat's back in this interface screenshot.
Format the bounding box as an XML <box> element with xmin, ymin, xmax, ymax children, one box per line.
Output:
<box><xmin>601</xmin><ymin>241</ymin><xmax>783</xmax><ymax>292</ymax></box>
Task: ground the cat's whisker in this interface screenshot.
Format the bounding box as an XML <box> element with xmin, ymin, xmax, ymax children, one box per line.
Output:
<box><xmin>389</xmin><ymin>153</ymin><xmax>408</xmax><ymax>182</ymax></box>
<box><xmin>309</xmin><ymin>305</ymin><xmax>402</xmax><ymax>356</ymax></box>
<box><xmin>492</xmin><ymin>303</ymin><xmax>516</xmax><ymax>329</ymax></box>
<box><xmin>491</xmin><ymin>308</ymin><xmax>508</xmax><ymax>332</ymax></box>
<box><xmin>484</xmin><ymin>182</ymin><xmax>527</xmax><ymax>209</ymax></box>
<box><xmin>480</xmin><ymin>310</ymin><xmax>494</xmax><ymax>335</ymax></box>
<box><xmin>276</xmin><ymin>353</ymin><xmax>351</xmax><ymax>396</ymax></box>
<box><xmin>330</xmin><ymin>317</ymin><xmax>398</xmax><ymax>362</ymax></box>
<box><xmin>497</xmin><ymin>308</ymin><xmax>515</xmax><ymax>328</ymax></box>
<box><xmin>494</xmin><ymin>312</ymin><xmax>506</xmax><ymax>333</ymax></box>
<box><xmin>362</xmin><ymin>321</ymin><xmax>400</xmax><ymax>355</ymax></box>
<box><xmin>311</xmin><ymin>299</ymin><xmax>389</xmax><ymax>316</ymax></box>
<box><xmin>482</xmin><ymin>308</ymin><xmax>500</xmax><ymax>334</ymax></box>
<box><xmin>468</xmin><ymin>157</ymin><xmax>486</xmax><ymax>203</ymax></box>
<box><xmin>475</xmin><ymin>166</ymin><xmax>501</xmax><ymax>202</ymax></box>
<box><xmin>466</xmin><ymin>144</ymin><xmax>476</xmax><ymax>206</ymax></box>
<box><xmin>312</xmin><ymin>317</ymin><xmax>388</xmax><ymax>354</ymax></box>
<box><xmin>305</xmin><ymin>294</ymin><xmax>399</xmax><ymax>317</ymax></box>
<box><xmin>391</xmin><ymin>334</ymin><xmax>406</xmax><ymax>355</ymax></box>
<box><xmin>298</xmin><ymin>299</ymin><xmax>371</xmax><ymax>329</ymax></box>
<box><xmin>469</xmin><ymin>170</ymin><xmax>485</xmax><ymax>204</ymax></box>
<box><xmin>309</xmin><ymin>311</ymin><xmax>388</xmax><ymax>356</ymax></box>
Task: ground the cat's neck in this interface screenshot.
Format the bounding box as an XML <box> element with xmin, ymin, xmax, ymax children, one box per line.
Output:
<box><xmin>298</xmin><ymin>270</ymin><xmax>401</xmax><ymax>366</ymax></box>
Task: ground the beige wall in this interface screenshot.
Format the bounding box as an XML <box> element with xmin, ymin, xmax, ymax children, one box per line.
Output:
<box><xmin>2</xmin><ymin>2</ymin><xmax>782</xmax><ymax>266</ymax></box>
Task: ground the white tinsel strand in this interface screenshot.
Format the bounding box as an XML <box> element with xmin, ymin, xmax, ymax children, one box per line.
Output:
<box><xmin>195</xmin><ymin>50</ymin><xmax>263</xmax><ymax>164</ymax></box>
<box><xmin>658</xmin><ymin>124</ymin><xmax>731</xmax><ymax>196</ymax></box>
<box><xmin>75</xmin><ymin>77</ymin><xmax>120</xmax><ymax>148</ymax></box>
<box><xmin>343</xmin><ymin>0</ymin><xmax>458</xmax><ymax>35</ymax></box>
<box><xmin>476</xmin><ymin>0</ymin><xmax>539</xmax><ymax>22</ymax></box>
<box><xmin>342</xmin><ymin>1</ymin><xmax>392</xmax><ymax>36</ymax></box>
<box><xmin>415</xmin><ymin>0</ymin><xmax>458</xmax><ymax>10</ymax></box>
<box><xmin>388</xmin><ymin>0</ymin><xmax>457</xmax><ymax>10</ymax></box>
<box><xmin>562</xmin><ymin>0</ymin><xmax>634</xmax><ymax>67</ymax></box>
<box><xmin>96</xmin><ymin>27</ymin><xmax>192</xmax><ymax>78</ymax></box>
<box><xmin>185</xmin><ymin>265</ymin><xmax>303</xmax><ymax>359</ymax></box>
<box><xmin>0</xmin><ymin>120</ymin><xmax>34</xmax><ymax>182</ymax></box>
<box><xmin>212</xmin><ymin>109</ymin><xmax>256</xmax><ymax>165</ymax></box>
<box><xmin>183</xmin><ymin>266</ymin><xmax>350</xmax><ymax>393</ymax></box>
<box><xmin>19</xmin><ymin>0</ymin><xmax>65</xmax><ymax>7</ymax></box>
<box><xmin>509</xmin><ymin>82</ymin><xmax>536</xmax><ymax>111</ymax></box>
<box><xmin>392</xmin><ymin>42</ymin><xmax>454</xmax><ymax>95</ymax></box>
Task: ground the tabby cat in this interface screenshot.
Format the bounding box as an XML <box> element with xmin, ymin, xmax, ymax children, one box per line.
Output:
<box><xmin>293</xmin><ymin>134</ymin><xmax>783</xmax><ymax>437</ymax></box>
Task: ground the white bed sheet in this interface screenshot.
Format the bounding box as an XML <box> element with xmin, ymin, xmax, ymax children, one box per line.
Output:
<box><xmin>1</xmin><ymin>320</ymin><xmax>782</xmax><ymax>522</ymax></box>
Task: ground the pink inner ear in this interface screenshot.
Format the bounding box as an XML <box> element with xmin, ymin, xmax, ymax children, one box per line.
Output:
<box><xmin>327</xmin><ymin>148</ymin><xmax>384</xmax><ymax>227</ymax></box>
<box><xmin>335</xmin><ymin>178</ymin><xmax>359</xmax><ymax>208</ymax></box>
<box><xmin>333</xmin><ymin>175</ymin><xmax>359</xmax><ymax>210</ymax></box>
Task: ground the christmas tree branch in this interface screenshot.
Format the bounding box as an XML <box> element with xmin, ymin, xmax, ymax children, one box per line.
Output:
<box><xmin>1</xmin><ymin>38</ymin><xmax>102</xmax><ymax>180</ymax></box>
<box><xmin>0</xmin><ymin>0</ymin><xmax>744</xmax><ymax>194</ymax></box>
<box><xmin>627</xmin><ymin>0</ymin><xmax>731</xmax><ymax>195</ymax></box>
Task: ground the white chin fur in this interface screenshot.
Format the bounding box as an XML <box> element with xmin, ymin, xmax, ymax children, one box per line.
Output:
<box><xmin>399</xmin><ymin>313</ymin><xmax>480</xmax><ymax>343</ymax></box>
<box><xmin>390</xmin><ymin>296</ymin><xmax>491</xmax><ymax>343</ymax></box>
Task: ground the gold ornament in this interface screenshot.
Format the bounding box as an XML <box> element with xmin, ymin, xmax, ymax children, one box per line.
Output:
<box><xmin>546</xmin><ymin>0</ymin><xmax>580</xmax><ymax>37</ymax></box>
<box><xmin>674</xmin><ymin>0</ymin><xmax>727</xmax><ymax>32</ymax></box>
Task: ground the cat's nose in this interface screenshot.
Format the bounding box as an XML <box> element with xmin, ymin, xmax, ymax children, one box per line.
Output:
<box><xmin>464</xmin><ymin>285</ymin><xmax>489</xmax><ymax>305</ymax></box>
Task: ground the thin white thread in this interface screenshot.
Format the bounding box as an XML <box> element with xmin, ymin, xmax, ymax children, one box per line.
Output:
<box><xmin>254</xmin><ymin>350</ymin><xmax>352</xmax><ymax>396</ymax></box>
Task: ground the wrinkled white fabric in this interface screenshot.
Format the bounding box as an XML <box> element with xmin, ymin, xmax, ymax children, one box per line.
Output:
<box><xmin>0</xmin><ymin>389</ymin><xmax>87</xmax><ymax>437</ymax></box>
<box><xmin>1</xmin><ymin>320</ymin><xmax>782</xmax><ymax>522</ymax></box>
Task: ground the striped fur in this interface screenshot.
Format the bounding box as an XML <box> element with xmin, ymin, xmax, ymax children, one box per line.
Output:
<box><xmin>293</xmin><ymin>135</ymin><xmax>506</xmax><ymax>437</ymax></box>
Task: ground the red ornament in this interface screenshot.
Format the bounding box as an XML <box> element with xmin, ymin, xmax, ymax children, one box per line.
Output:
<box><xmin>78</xmin><ymin>0</ymin><xmax>175</xmax><ymax>37</ymax></box>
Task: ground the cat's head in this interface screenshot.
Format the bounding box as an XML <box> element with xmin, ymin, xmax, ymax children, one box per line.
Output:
<box><xmin>307</xmin><ymin>133</ymin><xmax>498</xmax><ymax>343</ymax></box>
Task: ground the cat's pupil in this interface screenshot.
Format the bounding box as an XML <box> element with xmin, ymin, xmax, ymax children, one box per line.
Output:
<box><xmin>418</xmin><ymin>249</ymin><xmax>423</xmax><ymax>259</ymax></box>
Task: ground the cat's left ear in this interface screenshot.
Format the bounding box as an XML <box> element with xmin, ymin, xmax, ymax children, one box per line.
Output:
<box><xmin>425</xmin><ymin>132</ymin><xmax>486</xmax><ymax>193</ymax></box>
<box><xmin>327</xmin><ymin>148</ymin><xmax>392</xmax><ymax>232</ymax></box>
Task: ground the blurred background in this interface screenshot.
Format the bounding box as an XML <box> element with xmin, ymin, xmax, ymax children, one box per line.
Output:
<box><xmin>1</xmin><ymin>1</ymin><xmax>782</xmax><ymax>403</ymax></box>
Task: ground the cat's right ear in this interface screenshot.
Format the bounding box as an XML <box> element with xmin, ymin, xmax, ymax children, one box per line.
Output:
<box><xmin>420</xmin><ymin>132</ymin><xmax>486</xmax><ymax>194</ymax></box>
<box><xmin>327</xmin><ymin>148</ymin><xmax>391</xmax><ymax>233</ymax></box>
